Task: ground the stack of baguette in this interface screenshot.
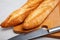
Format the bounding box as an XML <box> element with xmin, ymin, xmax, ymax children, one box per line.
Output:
<box><xmin>0</xmin><ymin>0</ymin><xmax>60</xmax><ymax>38</ymax></box>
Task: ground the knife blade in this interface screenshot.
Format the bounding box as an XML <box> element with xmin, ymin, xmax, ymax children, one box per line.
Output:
<box><xmin>8</xmin><ymin>28</ymin><xmax>49</xmax><ymax>40</ymax></box>
<box><xmin>8</xmin><ymin>26</ymin><xmax>60</xmax><ymax>40</ymax></box>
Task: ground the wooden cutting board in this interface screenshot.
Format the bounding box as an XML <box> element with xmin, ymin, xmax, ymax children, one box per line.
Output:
<box><xmin>41</xmin><ymin>2</ymin><xmax>60</xmax><ymax>37</ymax></box>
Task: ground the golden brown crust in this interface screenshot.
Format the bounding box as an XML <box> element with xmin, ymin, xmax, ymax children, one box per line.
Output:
<box><xmin>1</xmin><ymin>0</ymin><xmax>43</xmax><ymax>28</ymax></box>
<box><xmin>23</xmin><ymin>0</ymin><xmax>59</xmax><ymax>29</ymax></box>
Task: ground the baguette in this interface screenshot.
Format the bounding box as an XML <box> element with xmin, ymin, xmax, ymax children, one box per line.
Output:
<box><xmin>23</xmin><ymin>0</ymin><xmax>59</xmax><ymax>29</ymax></box>
<box><xmin>14</xmin><ymin>3</ymin><xmax>60</xmax><ymax>37</ymax></box>
<box><xmin>1</xmin><ymin>0</ymin><xmax>43</xmax><ymax>28</ymax></box>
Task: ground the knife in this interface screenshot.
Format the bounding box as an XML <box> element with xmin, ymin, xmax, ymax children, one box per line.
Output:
<box><xmin>8</xmin><ymin>26</ymin><xmax>60</xmax><ymax>40</ymax></box>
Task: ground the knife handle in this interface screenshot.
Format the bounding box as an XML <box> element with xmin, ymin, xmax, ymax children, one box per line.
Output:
<box><xmin>49</xmin><ymin>26</ymin><xmax>60</xmax><ymax>33</ymax></box>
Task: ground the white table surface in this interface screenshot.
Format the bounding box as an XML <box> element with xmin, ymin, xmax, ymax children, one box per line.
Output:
<box><xmin>0</xmin><ymin>0</ymin><xmax>59</xmax><ymax>40</ymax></box>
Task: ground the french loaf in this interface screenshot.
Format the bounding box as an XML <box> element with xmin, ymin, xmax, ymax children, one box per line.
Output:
<box><xmin>1</xmin><ymin>0</ymin><xmax>43</xmax><ymax>28</ymax></box>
